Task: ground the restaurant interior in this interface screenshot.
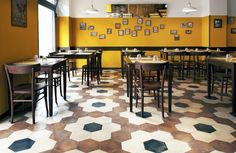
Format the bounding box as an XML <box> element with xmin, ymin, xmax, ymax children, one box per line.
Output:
<box><xmin>0</xmin><ymin>0</ymin><xmax>236</xmax><ymax>152</ymax></box>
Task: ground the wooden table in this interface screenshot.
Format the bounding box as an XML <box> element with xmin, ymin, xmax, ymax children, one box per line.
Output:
<box><xmin>207</xmin><ymin>57</ymin><xmax>236</xmax><ymax>116</ymax></box>
<box><xmin>12</xmin><ymin>58</ymin><xmax>67</xmax><ymax>116</ymax></box>
<box><xmin>125</xmin><ymin>57</ymin><xmax>173</xmax><ymax>113</ymax></box>
<box><xmin>51</xmin><ymin>51</ymin><xmax>96</xmax><ymax>86</ymax></box>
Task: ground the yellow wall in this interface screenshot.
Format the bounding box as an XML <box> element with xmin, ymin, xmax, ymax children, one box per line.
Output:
<box><xmin>210</xmin><ymin>16</ymin><xmax>227</xmax><ymax>47</ymax></box>
<box><xmin>0</xmin><ymin>0</ymin><xmax>38</xmax><ymax>115</ymax></box>
<box><xmin>201</xmin><ymin>16</ymin><xmax>210</xmax><ymax>47</ymax></box>
<box><xmin>228</xmin><ymin>16</ymin><xmax>236</xmax><ymax>47</ymax></box>
<box><xmin>70</xmin><ymin>17</ymin><xmax>202</xmax><ymax>47</ymax></box>
<box><xmin>56</xmin><ymin>17</ymin><xmax>70</xmax><ymax>47</ymax></box>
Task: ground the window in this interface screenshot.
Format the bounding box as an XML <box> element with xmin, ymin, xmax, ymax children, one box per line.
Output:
<box><xmin>38</xmin><ymin>0</ymin><xmax>57</xmax><ymax>56</ymax></box>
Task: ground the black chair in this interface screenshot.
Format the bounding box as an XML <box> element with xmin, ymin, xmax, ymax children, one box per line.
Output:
<box><xmin>5</xmin><ymin>63</ymin><xmax>48</xmax><ymax>124</ymax></box>
<box><xmin>134</xmin><ymin>61</ymin><xmax>167</xmax><ymax>118</ymax></box>
<box><xmin>82</xmin><ymin>51</ymin><xmax>101</xmax><ymax>85</ymax></box>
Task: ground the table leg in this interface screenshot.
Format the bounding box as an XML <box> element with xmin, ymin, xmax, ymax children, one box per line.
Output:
<box><xmin>87</xmin><ymin>57</ymin><xmax>90</xmax><ymax>86</ymax></box>
<box><xmin>129</xmin><ymin>64</ymin><xmax>133</xmax><ymax>112</ymax></box>
<box><xmin>126</xmin><ymin>64</ymin><xmax>130</xmax><ymax>97</ymax></box>
<box><xmin>63</xmin><ymin>64</ymin><xmax>67</xmax><ymax>100</ymax></box>
<box><xmin>231</xmin><ymin>64</ymin><xmax>236</xmax><ymax>116</ymax></box>
<box><xmin>121</xmin><ymin>53</ymin><xmax>124</xmax><ymax>78</ymax></box>
<box><xmin>168</xmin><ymin>63</ymin><xmax>173</xmax><ymax>113</ymax></box>
<box><xmin>48</xmin><ymin>70</ymin><xmax>53</xmax><ymax>116</ymax></box>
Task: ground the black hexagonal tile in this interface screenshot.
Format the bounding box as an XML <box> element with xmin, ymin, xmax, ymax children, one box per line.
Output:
<box><xmin>174</xmin><ymin>102</ymin><xmax>189</xmax><ymax>108</ymax></box>
<box><xmin>92</xmin><ymin>102</ymin><xmax>106</xmax><ymax>107</ymax></box>
<box><xmin>135</xmin><ymin>111</ymin><xmax>152</xmax><ymax>118</ymax></box>
<box><xmin>97</xmin><ymin>90</ymin><xmax>108</xmax><ymax>93</ymax></box>
<box><xmin>100</xmin><ymin>81</ymin><xmax>110</xmax><ymax>84</ymax></box>
<box><xmin>69</xmin><ymin>84</ymin><xmax>79</xmax><ymax>88</ymax></box>
<box><xmin>8</xmin><ymin>138</ymin><xmax>35</xmax><ymax>152</ymax></box>
<box><xmin>194</xmin><ymin>123</ymin><xmax>216</xmax><ymax>133</ymax></box>
<box><xmin>83</xmin><ymin>122</ymin><xmax>103</xmax><ymax>132</ymax></box>
<box><xmin>144</xmin><ymin>139</ymin><xmax>168</xmax><ymax>153</ymax></box>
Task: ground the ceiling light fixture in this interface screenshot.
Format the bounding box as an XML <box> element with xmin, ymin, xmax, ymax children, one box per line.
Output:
<box><xmin>85</xmin><ymin>0</ymin><xmax>99</xmax><ymax>14</ymax></box>
<box><xmin>182</xmin><ymin>0</ymin><xmax>197</xmax><ymax>14</ymax></box>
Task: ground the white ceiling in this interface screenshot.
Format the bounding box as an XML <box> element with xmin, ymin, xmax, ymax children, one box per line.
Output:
<box><xmin>57</xmin><ymin>0</ymin><xmax>233</xmax><ymax>17</ymax></box>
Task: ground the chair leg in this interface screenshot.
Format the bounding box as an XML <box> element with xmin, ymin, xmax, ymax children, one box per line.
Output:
<box><xmin>44</xmin><ymin>88</ymin><xmax>48</xmax><ymax>117</ymax></box>
<box><xmin>54</xmin><ymin>80</ymin><xmax>58</xmax><ymax>105</ymax></box>
<box><xmin>141</xmin><ymin>91</ymin><xmax>144</xmax><ymax>117</ymax></box>
<box><xmin>68</xmin><ymin>67</ymin><xmax>71</xmax><ymax>81</ymax></box>
<box><xmin>32</xmin><ymin>102</ymin><xmax>35</xmax><ymax>124</ymax></box>
<box><xmin>59</xmin><ymin>78</ymin><xmax>63</xmax><ymax>97</ymax></box>
<box><xmin>10</xmin><ymin>102</ymin><xmax>14</xmax><ymax>123</ymax></box>
<box><xmin>220</xmin><ymin>78</ymin><xmax>224</xmax><ymax>101</ymax></box>
<box><xmin>161</xmin><ymin>91</ymin><xmax>164</xmax><ymax>118</ymax></box>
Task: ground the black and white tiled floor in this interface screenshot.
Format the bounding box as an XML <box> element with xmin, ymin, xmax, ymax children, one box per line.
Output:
<box><xmin>0</xmin><ymin>70</ymin><xmax>236</xmax><ymax>153</ymax></box>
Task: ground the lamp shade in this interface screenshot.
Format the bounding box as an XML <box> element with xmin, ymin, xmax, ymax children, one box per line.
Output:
<box><xmin>85</xmin><ymin>6</ymin><xmax>99</xmax><ymax>14</ymax></box>
<box><xmin>182</xmin><ymin>0</ymin><xmax>197</xmax><ymax>14</ymax></box>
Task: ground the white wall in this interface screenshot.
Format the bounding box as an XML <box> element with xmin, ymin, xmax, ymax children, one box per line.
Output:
<box><xmin>228</xmin><ymin>0</ymin><xmax>236</xmax><ymax>16</ymax></box>
<box><xmin>57</xmin><ymin>0</ymin><xmax>233</xmax><ymax>17</ymax></box>
<box><xmin>209</xmin><ymin>0</ymin><xmax>227</xmax><ymax>16</ymax></box>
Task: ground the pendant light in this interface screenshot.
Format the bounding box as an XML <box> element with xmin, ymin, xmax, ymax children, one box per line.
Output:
<box><xmin>85</xmin><ymin>0</ymin><xmax>99</xmax><ymax>14</ymax></box>
<box><xmin>182</xmin><ymin>0</ymin><xmax>197</xmax><ymax>14</ymax></box>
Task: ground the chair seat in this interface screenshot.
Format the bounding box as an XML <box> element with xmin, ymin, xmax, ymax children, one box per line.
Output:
<box><xmin>14</xmin><ymin>82</ymin><xmax>47</xmax><ymax>94</ymax></box>
<box><xmin>135</xmin><ymin>81</ymin><xmax>161</xmax><ymax>90</ymax></box>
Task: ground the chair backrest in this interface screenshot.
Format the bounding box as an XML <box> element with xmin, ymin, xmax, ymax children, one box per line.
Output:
<box><xmin>4</xmin><ymin>63</ymin><xmax>41</xmax><ymax>93</ymax></box>
<box><xmin>134</xmin><ymin>62</ymin><xmax>167</xmax><ymax>89</ymax></box>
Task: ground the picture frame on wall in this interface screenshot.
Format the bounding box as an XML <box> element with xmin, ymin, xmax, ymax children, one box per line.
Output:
<box><xmin>90</xmin><ymin>32</ymin><xmax>97</xmax><ymax>37</ymax></box>
<box><xmin>185</xmin><ymin>30</ymin><xmax>192</xmax><ymax>34</ymax></box>
<box><xmin>214</xmin><ymin>19</ymin><xmax>222</xmax><ymax>28</ymax></box>
<box><xmin>123</xmin><ymin>19</ymin><xmax>128</xmax><ymax>25</ymax></box>
<box><xmin>160</xmin><ymin>24</ymin><xmax>165</xmax><ymax>29</ymax></box>
<box><xmin>228</xmin><ymin>17</ymin><xmax>234</xmax><ymax>24</ymax></box>
<box><xmin>187</xmin><ymin>22</ymin><xmax>193</xmax><ymax>28</ymax></box>
<box><xmin>131</xmin><ymin>30</ymin><xmax>137</xmax><ymax>37</ymax></box>
<box><xmin>153</xmin><ymin>26</ymin><xmax>158</xmax><ymax>33</ymax></box>
<box><xmin>170</xmin><ymin>30</ymin><xmax>177</xmax><ymax>35</ymax></box>
<box><xmin>174</xmin><ymin>35</ymin><xmax>180</xmax><ymax>41</ymax></box>
<box><xmin>115</xmin><ymin>23</ymin><xmax>121</xmax><ymax>29</ymax></box>
<box><xmin>145</xmin><ymin>20</ymin><xmax>151</xmax><ymax>26</ymax></box>
<box><xmin>134</xmin><ymin>25</ymin><xmax>142</xmax><ymax>31</ymax></box>
<box><xmin>231</xmin><ymin>28</ymin><xmax>236</xmax><ymax>34</ymax></box>
<box><xmin>144</xmin><ymin>29</ymin><xmax>150</xmax><ymax>36</ymax></box>
<box><xmin>125</xmin><ymin>28</ymin><xmax>130</xmax><ymax>35</ymax></box>
<box><xmin>11</xmin><ymin>0</ymin><xmax>27</xmax><ymax>27</ymax></box>
<box><xmin>99</xmin><ymin>34</ymin><xmax>106</xmax><ymax>39</ymax></box>
<box><xmin>107</xmin><ymin>28</ymin><xmax>112</xmax><ymax>34</ymax></box>
<box><xmin>137</xmin><ymin>18</ymin><xmax>143</xmax><ymax>24</ymax></box>
<box><xmin>180</xmin><ymin>23</ymin><xmax>187</xmax><ymax>28</ymax></box>
<box><xmin>88</xmin><ymin>26</ymin><xmax>94</xmax><ymax>30</ymax></box>
<box><xmin>80</xmin><ymin>22</ymin><xmax>86</xmax><ymax>30</ymax></box>
<box><xmin>118</xmin><ymin>30</ymin><xmax>124</xmax><ymax>36</ymax></box>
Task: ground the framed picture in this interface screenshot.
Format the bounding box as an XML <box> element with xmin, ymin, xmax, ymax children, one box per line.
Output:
<box><xmin>144</xmin><ymin>29</ymin><xmax>150</xmax><ymax>36</ymax></box>
<box><xmin>134</xmin><ymin>25</ymin><xmax>142</xmax><ymax>31</ymax></box>
<box><xmin>231</xmin><ymin>28</ymin><xmax>236</xmax><ymax>34</ymax></box>
<box><xmin>131</xmin><ymin>31</ymin><xmax>137</xmax><ymax>37</ymax></box>
<box><xmin>228</xmin><ymin>17</ymin><xmax>234</xmax><ymax>24</ymax></box>
<box><xmin>80</xmin><ymin>22</ymin><xmax>86</xmax><ymax>30</ymax></box>
<box><xmin>153</xmin><ymin>26</ymin><xmax>158</xmax><ymax>33</ymax></box>
<box><xmin>145</xmin><ymin>20</ymin><xmax>151</xmax><ymax>26</ymax></box>
<box><xmin>115</xmin><ymin>23</ymin><xmax>121</xmax><ymax>29</ymax></box>
<box><xmin>118</xmin><ymin>30</ymin><xmax>124</xmax><ymax>36</ymax></box>
<box><xmin>180</xmin><ymin>23</ymin><xmax>187</xmax><ymax>28</ymax></box>
<box><xmin>160</xmin><ymin>24</ymin><xmax>165</xmax><ymax>29</ymax></box>
<box><xmin>90</xmin><ymin>32</ymin><xmax>97</xmax><ymax>37</ymax></box>
<box><xmin>170</xmin><ymin>30</ymin><xmax>177</xmax><ymax>35</ymax></box>
<box><xmin>123</xmin><ymin>19</ymin><xmax>128</xmax><ymax>25</ymax></box>
<box><xmin>88</xmin><ymin>26</ymin><xmax>94</xmax><ymax>30</ymax></box>
<box><xmin>11</xmin><ymin>0</ymin><xmax>27</xmax><ymax>27</ymax></box>
<box><xmin>214</xmin><ymin>19</ymin><xmax>222</xmax><ymax>28</ymax></box>
<box><xmin>137</xmin><ymin>18</ymin><xmax>143</xmax><ymax>24</ymax></box>
<box><xmin>125</xmin><ymin>28</ymin><xmax>130</xmax><ymax>35</ymax></box>
<box><xmin>107</xmin><ymin>28</ymin><xmax>112</xmax><ymax>34</ymax></box>
<box><xmin>187</xmin><ymin>22</ymin><xmax>193</xmax><ymax>28</ymax></box>
<box><xmin>99</xmin><ymin>34</ymin><xmax>106</xmax><ymax>39</ymax></box>
<box><xmin>174</xmin><ymin>35</ymin><xmax>180</xmax><ymax>41</ymax></box>
<box><xmin>185</xmin><ymin>30</ymin><xmax>192</xmax><ymax>34</ymax></box>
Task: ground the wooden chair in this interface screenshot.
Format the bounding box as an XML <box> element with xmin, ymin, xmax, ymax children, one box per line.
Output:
<box><xmin>5</xmin><ymin>63</ymin><xmax>48</xmax><ymax>124</ymax></box>
<box><xmin>134</xmin><ymin>61</ymin><xmax>167</xmax><ymax>118</ymax></box>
